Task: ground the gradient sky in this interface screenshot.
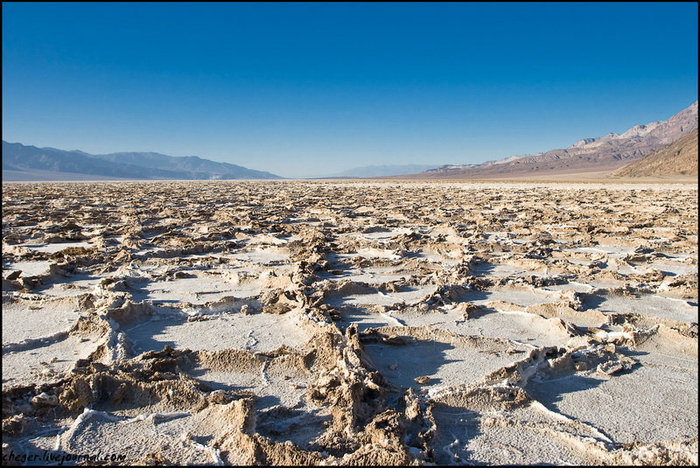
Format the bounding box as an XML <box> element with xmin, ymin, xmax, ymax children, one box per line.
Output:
<box><xmin>3</xmin><ymin>2</ymin><xmax>698</xmax><ymax>178</ymax></box>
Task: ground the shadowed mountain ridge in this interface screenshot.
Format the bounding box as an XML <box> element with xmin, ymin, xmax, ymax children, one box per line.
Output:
<box><xmin>2</xmin><ymin>141</ymin><xmax>281</xmax><ymax>180</ymax></box>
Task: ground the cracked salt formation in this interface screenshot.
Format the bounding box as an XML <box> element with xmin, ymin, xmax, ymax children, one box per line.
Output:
<box><xmin>122</xmin><ymin>307</ymin><xmax>312</xmax><ymax>355</ymax></box>
<box><xmin>396</xmin><ymin>305</ymin><xmax>581</xmax><ymax>348</ymax></box>
<box><xmin>2</xmin><ymin>260</ymin><xmax>53</xmax><ymax>277</ymax></box>
<box><xmin>2</xmin><ymin>296</ymin><xmax>88</xmax><ymax>345</ymax></box>
<box><xmin>581</xmin><ymin>290</ymin><xmax>698</xmax><ymax>324</ymax></box>
<box><xmin>2</xmin><ymin>180</ymin><xmax>698</xmax><ymax>465</ymax></box>
<box><xmin>361</xmin><ymin>327</ymin><xmax>531</xmax><ymax>390</ymax></box>
<box><xmin>430</xmin><ymin>402</ymin><xmax>601</xmax><ymax>465</ymax></box>
<box><xmin>2</xmin><ymin>312</ymin><xmax>109</xmax><ymax>387</ymax></box>
<box><xmin>525</xmin><ymin>329</ymin><xmax>698</xmax><ymax>445</ymax></box>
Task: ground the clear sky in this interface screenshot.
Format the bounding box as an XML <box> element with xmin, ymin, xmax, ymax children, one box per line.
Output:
<box><xmin>3</xmin><ymin>2</ymin><xmax>698</xmax><ymax>178</ymax></box>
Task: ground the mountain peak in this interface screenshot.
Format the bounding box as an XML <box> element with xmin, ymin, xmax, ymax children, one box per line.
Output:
<box><xmin>406</xmin><ymin>101</ymin><xmax>698</xmax><ymax>179</ymax></box>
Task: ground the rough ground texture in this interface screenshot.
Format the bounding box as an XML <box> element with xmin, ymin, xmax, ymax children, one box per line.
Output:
<box><xmin>2</xmin><ymin>180</ymin><xmax>698</xmax><ymax>466</ymax></box>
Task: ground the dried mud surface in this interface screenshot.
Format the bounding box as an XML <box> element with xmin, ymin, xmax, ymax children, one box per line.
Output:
<box><xmin>2</xmin><ymin>180</ymin><xmax>698</xmax><ymax>466</ymax></box>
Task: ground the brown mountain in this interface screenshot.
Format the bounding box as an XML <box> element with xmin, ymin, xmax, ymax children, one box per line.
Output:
<box><xmin>402</xmin><ymin>101</ymin><xmax>698</xmax><ymax>179</ymax></box>
<box><xmin>612</xmin><ymin>128</ymin><xmax>698</xmax><ymax>178</ymax></box>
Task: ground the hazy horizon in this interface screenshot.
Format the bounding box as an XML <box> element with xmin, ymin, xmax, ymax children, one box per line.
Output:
<box><xmin>3</xmin><ymin>2</ymin><xmax>698</xmax><ymax>178</ymax></box>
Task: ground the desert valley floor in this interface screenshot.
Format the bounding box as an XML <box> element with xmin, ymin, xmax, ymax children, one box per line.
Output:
<box><xmin>1</xmin><ymin>180</ymin><xmax>698</xmax><ymax>465</ymax></box>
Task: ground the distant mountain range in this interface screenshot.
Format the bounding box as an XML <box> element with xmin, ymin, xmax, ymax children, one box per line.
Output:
<box><xmin>397</xmin><ymin>101</ymin><xmax>698</xmax><ymax>179</ymax></box>
<box><xmin>613</xmin><ymin>128</ymin><xmax>698</xmax><ymax>178</ymax></box>
<box><xmin>2</xmin><ymin>142</ymin><xmax>281</xmax><ymax>181</ymax></box>
<box><xmin>5</xmin><ymin>101</ymin><xmax>697</xmax><ymax>182</ymax></box>
<box><xmin>318</xmin><ymin>164</ymin><xmax>438</xmax><ymax>178</ymax></box>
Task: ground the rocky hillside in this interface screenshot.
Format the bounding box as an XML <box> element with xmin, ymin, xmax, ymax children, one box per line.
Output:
<box><xmin>612</xmin><ymin>128</ymin><xmax>698</xmax><ymax>178</ymax></box>
<box><xmin>409</xmin><ymin>101</ymin><xmax>698</xmax><ymax>179</ymax></box>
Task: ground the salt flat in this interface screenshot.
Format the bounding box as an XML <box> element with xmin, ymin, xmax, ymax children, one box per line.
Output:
<box><xmin>2</xmin><ymin>180</ymin><xmax>697</xmax><ymax>465</ymax></box>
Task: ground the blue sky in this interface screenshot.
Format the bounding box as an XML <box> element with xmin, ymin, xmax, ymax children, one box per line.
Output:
<box><xmin>3</xmin><ymin>2</ymin><xmax>698</xmax><ymax>178</ymax></box>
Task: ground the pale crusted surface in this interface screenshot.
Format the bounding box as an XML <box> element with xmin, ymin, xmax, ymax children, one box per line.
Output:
<box><xmin>2</xmin><ymin>180</ymin><xmax>698</xmax><ymax>465</ymax></box>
